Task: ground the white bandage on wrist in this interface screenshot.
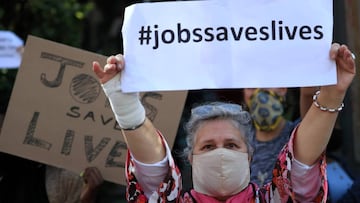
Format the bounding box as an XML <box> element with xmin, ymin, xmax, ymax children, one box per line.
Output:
<box><xmin>101</xmin><ymin>74</ymin><xmax>146</xmax><ymax>130</ymax></box>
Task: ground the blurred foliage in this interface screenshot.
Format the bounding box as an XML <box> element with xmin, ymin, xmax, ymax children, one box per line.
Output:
<box><xmin>0</xmin><ymin>0</ymin><xmax>94</xmax><ymax>114</ymax></box>
<box><xmin>26</xmin><ymin>0</ymin><xmax>94</xmax><ymax>47</ymax></box>
<box><xmin>0</xmin><ymin>0</ymin><xmax>94</xmax><ymax>47</ymax></box>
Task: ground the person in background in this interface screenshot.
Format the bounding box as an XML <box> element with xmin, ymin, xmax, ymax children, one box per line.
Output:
<box><xmin>46</xmin><ymin>165</ymin><xmax>126</xmax><ymax>203</ymax></box>
<box><xmin>91</xmin><ymin>43</ymin><xmax>356</xmax><ymax>202</ymax></box>
<box><xmin>45</xmin><ymin>165</ymin><xmax>83</xmax><ymax>203</ymax></box>
<box><xmin>79</xmin><ymin>167</ymin><xmax>128</xmax><ymax>203</ymax></box>
<box><xmin>80</xmin><ymin>167</ymin><xmax>104</xmax><ymax>203</ymax></box>
<box><xmin>245</xmin><ymin>86</ymin><xmax>360</xmax><ymax>202</ymax></box>
<box><xmin>243</xmin><ymin>87</ymin><xmax>303</xmax><ymax>186</ymax></box>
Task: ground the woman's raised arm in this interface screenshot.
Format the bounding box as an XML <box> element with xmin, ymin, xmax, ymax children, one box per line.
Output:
<box><xmin>93</xmin><ymin>54</ymin><xmax>165</xmax><ymax>164</ymax></box>
<box><xmin>295</xmin><ymin>43</ymin><xmax>356</xmax><ymax>165</ymax></box>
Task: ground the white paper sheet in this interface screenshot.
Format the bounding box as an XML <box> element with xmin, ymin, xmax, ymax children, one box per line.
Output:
<box><xmin>0</xmin><ymin>31</ymin><xmax>24</xmax><ymax>69</ymax></box>
<box><xmin>121</xmin><ymin>0</ymin><xmax>334</xmax><ymax>92</ymax></box>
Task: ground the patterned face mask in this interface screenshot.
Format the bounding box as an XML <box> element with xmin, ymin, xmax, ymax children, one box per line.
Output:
<box><xmin>247</xmin><ymin>89</ymin><xmax>284</xmax><ymax>131</ymax></box>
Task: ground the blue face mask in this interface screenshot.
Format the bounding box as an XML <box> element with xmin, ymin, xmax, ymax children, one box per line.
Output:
<box><xmin>248</xmin><ymin>89</ymin><xmax>284</xmax><ymax>131</ymax></box>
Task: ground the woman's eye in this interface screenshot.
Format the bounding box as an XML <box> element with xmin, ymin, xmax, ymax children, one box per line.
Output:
<box><xmin>226</xmin><ymin>143</ymin><xmax>238</xmax><ymax>149</ymax></box>
<box><xmin>201</xmin><ymin>145</ymin><xmax>214</xmax><ymax>151</ymax></box>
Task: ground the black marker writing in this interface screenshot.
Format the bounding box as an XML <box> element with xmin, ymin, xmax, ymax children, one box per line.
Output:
<box><xmin>40</xmin><ymin>52</ymin><xmax>84</xmax><ymax>88</ymax></box>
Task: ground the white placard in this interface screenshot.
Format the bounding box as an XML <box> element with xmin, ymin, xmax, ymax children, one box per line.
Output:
<box><xmin>0</xmin><ymin>31</ymin><xmax>24</xmax><ymax>69</ymax></box>
<box><xmin>121</xmin><ymin>0</ymin><xmax>334</xmax><ymax>92</ymax></box>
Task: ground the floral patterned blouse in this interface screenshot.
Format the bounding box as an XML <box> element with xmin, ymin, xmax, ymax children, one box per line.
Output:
<box><xmin>124</xmin><ymin>129</ymin><xmax>327</xmax><ymax>203</ymax></box>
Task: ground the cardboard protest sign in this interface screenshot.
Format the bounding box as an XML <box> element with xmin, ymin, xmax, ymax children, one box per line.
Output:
<box><xmin>0</xmin><ymin>35</ymin><xmax>187</xmax><ymax>185</ymax></box>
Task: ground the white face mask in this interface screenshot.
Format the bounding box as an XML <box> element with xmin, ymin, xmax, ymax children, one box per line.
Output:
<box><xmin>192</xmin><ymin>148</ymin><xmax>250</xmax><ymax>198</ymax></box>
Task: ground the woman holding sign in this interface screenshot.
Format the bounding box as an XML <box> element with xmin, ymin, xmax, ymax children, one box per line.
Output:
<box><xmin>92</xmin><ymin>43</ymin><xmax>356</xmax><ymax>202</ymax></box>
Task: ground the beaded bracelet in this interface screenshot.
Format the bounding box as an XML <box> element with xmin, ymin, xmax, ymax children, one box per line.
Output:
<box><xmin>312</xmin><ymin>90</ymin><xmax>344</xmax><ymax>112</ymax></box>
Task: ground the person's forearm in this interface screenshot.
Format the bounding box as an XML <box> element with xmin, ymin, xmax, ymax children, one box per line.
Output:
<box><xmin>123</xmin><ymin>118</ymin><xmax>166</xmax><ymax>163</ymax></box>
<box><xmin>101</xmin><ymin>73</ymin><xmax>165</xmax><ymax>164</ymax></box>
<box><xmin>80</xmin><ymin>189</ymin><xmax>97</xmax><ymax>203</ymax></box>
<box><xmin>295</xmin><ymin>88</ymin><xmax>345</xmax><ymax>165</ymax></box>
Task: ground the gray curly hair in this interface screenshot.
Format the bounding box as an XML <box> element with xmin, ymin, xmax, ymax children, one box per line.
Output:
<box><xmin>183</xmin><ymin>102</ymin><xmax>254</xmax><ymax>160</ymax></box>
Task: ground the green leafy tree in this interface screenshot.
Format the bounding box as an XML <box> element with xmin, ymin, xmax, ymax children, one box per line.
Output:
<box><xmin>0</xmin><ymin>0</ymin><xmax>93</xmax><ymax>114</ymax></box>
